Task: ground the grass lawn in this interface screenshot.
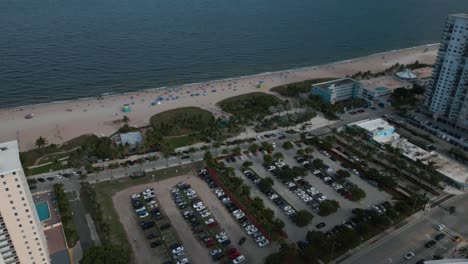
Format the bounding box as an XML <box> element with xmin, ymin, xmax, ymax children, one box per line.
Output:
<box><xmin>93</xmin><ymin>162</ymin><xmax>203</xmax><ymax>250</ymax></box>
<box><xmin>28</xmin><ymin>164</ymin><xmax>56</xmax><ymax>175</ymax></box>
<box><xmin>150</xmin><ymin>107</ymin><xmax>214</xmax><ymax>137</ymax></box>
<box><xmin>270</xmin><ymin>78</ymin><xmax>336</xmax><ymax>97</ymax></box>
<box><xmin>20</xmin><ymin>134</ymin><xmax>97</xmax><ymax>167</ymax></box>
<box><xmin>217</xmin><ymin>92</ymin><xmax>284</xmax><ymax>120</ymax></box>
<box><xmin>164</xmin><ymin>135</ymin><xmax>201</xmax><ymax>149</ymax></box>
<box><xmin>37</xmin><ymin>152</ymin><xmax>70</xmax><ymax>165</ymax></box>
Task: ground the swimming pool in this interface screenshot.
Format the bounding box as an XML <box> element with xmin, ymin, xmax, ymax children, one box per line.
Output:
<box><xmin>35</xmin><ymin>202</ymin><xmax>50</xmax><ymax>221</ymax></box>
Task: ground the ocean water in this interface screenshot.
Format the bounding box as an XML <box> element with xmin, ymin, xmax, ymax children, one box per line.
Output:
<box><xmin>1</xmin><ymin>0</ymin><xmax>467</xmax><ymax>108</ymax></box>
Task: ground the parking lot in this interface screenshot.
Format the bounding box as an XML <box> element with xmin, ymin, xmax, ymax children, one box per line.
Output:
<box><xmin>223</xmin><ymin>139</ymin><xmax>391</xmax><ymax>237</ymax></box>
<box><xmin>113</xmin><ymin>175</ymin><xmax>278</xmax><ymax>264</ymax></box>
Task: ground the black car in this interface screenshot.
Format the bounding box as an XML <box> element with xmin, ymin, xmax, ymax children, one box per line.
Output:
<box><xmin>425</xmin><ymin>240</ymin><xmax>436</xmax><ymax>248</ymax></box>
<box><xmin>181</xmin><ymin>155</ymin><xmax>190</xmax><ymax>159</ymax></box>
<box><xmin>316</xmin><ymin>222</ymin><xmax>326</xmax><ymax>229</ymax></box>
<box><xmin>238</xmin><ymin>237</ymin><xmax>246</xmax><ymax>246</ymax></box>
<box><xmin>160</xmin><ymin>223</ymin><xmax>171</xmax><ymax>230</ymax></box>
<box><xmin>147</xmin><ymin>232</ymin><xmax>160</xmax><ymax>239</ymax></box>
<box><xmin>169</xmin><ymin>243</ymin><xmax>182</xmax><ymax>250</ymax></box>
<box><xmin>46</xmin><ymin>177</ymin><xmax>55</xmax><ymax>181</ymax></box>
<box><xmin>37</xmin><ymin>178</ymin><xmax>45</xmax><ymax>182</ymax></box>
<box><xmin>415</xmin><ymin>259</ymin><xmax>425</xmax><ymax>264</ymax></box>
<box><xmin>150</xmin><ymin>240</ymin><xmax>163</xmax><ymax>248</ymax></box>
<box><xmin>434</xmin><ymin>233</ymin><xmax>445</xmax><ymax>241</ymax></box>
<box><xmin>278</xmin><ymin>135</ymin><xmax>286</xmax><ymax>140</ymax></box>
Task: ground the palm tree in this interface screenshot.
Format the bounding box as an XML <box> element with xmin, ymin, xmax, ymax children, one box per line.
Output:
<box><xmin>122</xmin><ymin>115</ymin><xmax>130</xmax><ymax>124</ymax></box>
<box><xmin>160</xmin><ymin>142</ymin><xmax>174</xmax><ymax>167</ymax></box>
<box><xmin>53</xmin><ymin>159</ymin><xmax>63</xmax><ymax>173</ymax></box>
<box><xmin>458</xmin><ymin>245</ymin><xmax>468</xmax><ymax>257</ymax></box>
<box><xmin>35</xmin><ymin>136</ymin><xmax>48</xmax><ymax>149</ymax></box>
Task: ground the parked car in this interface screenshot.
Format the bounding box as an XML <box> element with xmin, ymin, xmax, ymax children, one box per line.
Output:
<box><xmin>238</xmin><ymin>237</ymin><xmax>246</xmax><ymax>246</ymax></box>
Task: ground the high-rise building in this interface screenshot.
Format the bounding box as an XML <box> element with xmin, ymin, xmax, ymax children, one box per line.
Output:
<box><xmin>424</xmin><ymin>13</ymin><xmax>468</xmax><ymax>131</ymax></box>
<box><xmin>0</xmin><ymin>141</ymin><xmax>49</xmax><ymax>264</ymax></box>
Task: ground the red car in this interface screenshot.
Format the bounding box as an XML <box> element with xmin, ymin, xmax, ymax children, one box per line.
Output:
<box><xmin>228</xmin><ymin>248</ymin><xmax>240</xmax><ymax>259</ymax></box>
<box><xmin>193</xmin><ymin>227</ymin><xmax>204</xmax><ymax>234</ymax></box>
<box><xmin>205</xmin><ymin>240</ymin><xmax>215</xmax><ymax>248</ymax></box>
<box><xmin>207</xmin><ymin>221</ymin><xmax>218</xmax><ymax>228</ymax></box>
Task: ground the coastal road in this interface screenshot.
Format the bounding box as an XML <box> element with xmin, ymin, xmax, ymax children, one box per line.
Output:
<box><xmin>341</xmin><ymin>193</ymin><xmax>468</xmax><ymax>264</ymax></box>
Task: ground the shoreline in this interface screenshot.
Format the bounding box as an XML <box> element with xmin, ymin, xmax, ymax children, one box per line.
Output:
<box><xmin>5</xmin><ymin>43</ymin><xmax>438</xmax><ymax>112</ymax></box>
<box><xmin>0</xmin><ymin>43</ymin><xmax>440</xmax><ymax>151</ymax></box>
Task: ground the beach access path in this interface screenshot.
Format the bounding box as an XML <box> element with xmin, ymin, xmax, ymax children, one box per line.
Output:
<box><xmin>0</xmin><ymin>44</ymin><xmax>438</xmax><ymax>150</ymax></box>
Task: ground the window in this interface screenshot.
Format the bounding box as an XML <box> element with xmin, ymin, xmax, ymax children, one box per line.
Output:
<box><xmin>10</xmin><ymin>201</ymin><xmax>13</xmax><ymax>204</ymax></box>
<box><xmin>5</xmin><ymin>188</ymin><xmax>9</xmax><ymax>191</ymax></box>
<box><xmin>17</xmin><ymin>185</ymin><xmax>20</xmax><ymax>188</ymax></box>
<box><xmin>15</xmin><ymin>178</ymin><xmax>18</xmax><ymax>181</ymax></box>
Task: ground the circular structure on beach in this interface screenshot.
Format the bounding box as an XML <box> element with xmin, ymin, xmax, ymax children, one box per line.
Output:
<box><xmin>395</xmin><ymin>70</ymin><xmax>417</xmax><ymax>80</ymax></box>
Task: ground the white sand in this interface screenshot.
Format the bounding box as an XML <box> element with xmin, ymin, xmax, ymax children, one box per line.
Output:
<box><xmin>0</xmin><ymin>44</ymin><xmax>439</xmax><ymax>150</ymax></box>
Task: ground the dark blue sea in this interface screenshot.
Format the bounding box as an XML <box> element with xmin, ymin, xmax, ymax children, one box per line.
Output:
<box><xmin>1</xmin><ymin>0</ymin><xmax>467</xmax><ymax>108</ymax></box>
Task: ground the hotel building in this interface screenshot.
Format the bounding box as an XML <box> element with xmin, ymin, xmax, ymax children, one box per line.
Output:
<box><xmin>310</xmin><ymin>78</ymin><xmax>361</xmax><ymax>104</ymax></box>
<box><xmin>424</xmin><ymin>13</ymin><xmax>468</xmax><ymax>131</ymax></box>
<box><xmin>0</xmin><ymin>140</ymin><xmax>49</xmax><ymax>264</ymax></box>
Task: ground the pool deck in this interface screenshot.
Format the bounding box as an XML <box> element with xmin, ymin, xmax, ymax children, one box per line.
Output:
<box><xmin>33</xmin><ymin>190</ymin><xmax>61</xmax><ymax>228</ymax></box>
<box><xmin>33</xmin><ymin>190</ymin><xmax>70</xmax><ymax>263</ymax></box>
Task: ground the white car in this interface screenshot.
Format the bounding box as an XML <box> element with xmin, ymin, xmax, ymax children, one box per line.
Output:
<box><xmin>176</xmin><ymin>258</ymin><xmax>189</xmax><ymax>264</ymax></box>
<box><xmin>436</xmin><ymin>224</ymin><xmax>446</xmax><ymax>231</ymax></box>
<box><xmin>131</xmin><ymin>193</ymin><xmax>140</xmax><ymax>199</ymax></box>
<box><xmin>272</xmin><ymin>142</ymin><xmax>276</xmax><ymax>148</ymax></box>
<box><xmin>317</xmin><ymin>195</ymin><xmax>327</xmax><ymax>202</ymax></box>
<box><xmin>56</xmin><ymin>174</ymin><xmax>62</xmax><ymax>179</ymax></box>
<box><xmin>266</xmin><ymin>166</ymin><xmax>276</xmax><ymax>171</ymax></box>
<box><xmin>196</xmin><ymin>205</ymin><xmax>206</xmax><ymax>211</ymax></box>
<box><xmin>233</xmin><ymin>255</ymin><xmax>245</xmax><ymax>264</ymax></box>
<box><xmin>269</xmin><ymin>194</ymin><xmax>278</xmax><ymax>200</ymax></box>
<box><xmin>404</xmin><ymin>252</ymin><xmax>415</xmax><ymax>260</ymax></box>
<box><xmin>255</xmin><ymin>236</ymin><xmax>266</xmax><ymax>243</ymax></box>
<box><xmin>247</xmin><ymin>227</ymin><xmax>258</xmax><ymax>235</ymax></box>
<box><xmin>200</xmin><ymin>210</ymin><xmax>211</xmax><ymax>218</ymax></box>
<box><xmin>210</xmin><ymin>248</ymin><xmax>222</xmax><ymax>256</ymax></box>
<box><xmin>172</xmin><ymin>246</ymin><xmax>184</xmax><ymax>254</ymax></box>
<box><xmin>205</xmin><ymin>218</ymin><xmax>215</xmax><ymax>225</ymax></box>
<box><xmin>258</xmin><ymin>239</ymin><xmax>270</xmax><ymax>247</ymax></box>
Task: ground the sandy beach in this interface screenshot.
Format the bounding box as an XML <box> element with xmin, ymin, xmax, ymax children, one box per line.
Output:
<box><xmin>0</xmin><ymin>44</ymin><xmax>439</xmax><ymax>151</ymax></box>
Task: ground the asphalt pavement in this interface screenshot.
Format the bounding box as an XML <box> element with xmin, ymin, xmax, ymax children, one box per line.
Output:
<box><xmin>340</xmin><ymin>192</ymin><xmax>468</xmax><ymax>264</ymax></box>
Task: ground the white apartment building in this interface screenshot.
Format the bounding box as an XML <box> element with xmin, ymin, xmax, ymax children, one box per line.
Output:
<box><xmin>0</xmin><ymin>141</ymin><xmax>49</xmax><ymax>264</ymax></box>
<box><xmin>424</xmin><ymin>13</ymin><xmax>468</xmax><ymax>132</ymax></box>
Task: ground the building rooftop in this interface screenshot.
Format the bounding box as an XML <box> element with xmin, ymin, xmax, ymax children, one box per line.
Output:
<box><xmin>392</xmin><ymin>138</ymin><xmax>468</xmax><ymax>185</ymax></box>
<box><xmin>352</xmin><ymin>118</ymin><xmax>394</xmax><ymax>132</ymax></box>
<box><xmin>395</xmin><ymin>70</ymin><xmax>417</xmax><ymax>80</ymax></box>
<box><xmin>360</xmin><ymin>76</ymin><xmax>409</xmax><ymax>92</ymax></box>
<box><xmin>118</xmin><ymin>132</ymin><xmax>143</xmax><ymax>147</ymax></box>
<box><xmin>0</xmin><ymin>140</ymin><xmax>22</xmax><ymax>174</ymax></box>
<box><xmin>350</xmin><ymin>118</ymin><xmax>399</xmax><ymax>143</ymax></box>
<box><xmin>312</xmin><ymin>78</ymin><xmax>356</xmax><ymax>92</ymax></box>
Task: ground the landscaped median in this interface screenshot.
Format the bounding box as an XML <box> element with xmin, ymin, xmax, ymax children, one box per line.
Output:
<box><xmin>52</xmin><ymin>183</ymin><xmax>78</xmax><ymax>247</ymax></box>
<box><xmin>205</xmin><ymin>163</ymin><xmax>287</xmax><ymax>241</ymax></box>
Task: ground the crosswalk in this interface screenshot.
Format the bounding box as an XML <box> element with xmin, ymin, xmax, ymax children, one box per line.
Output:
<box><xmin>424</xmin><ymin>216</ymin><xmax>464</xmax><ymax>239</ymax></box>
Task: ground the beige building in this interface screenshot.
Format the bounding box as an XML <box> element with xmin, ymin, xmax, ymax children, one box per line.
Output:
<box><xmin>0</xmin><ymin>141</ymin><xmax>49</xmax><ymax>264</ymax></box>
